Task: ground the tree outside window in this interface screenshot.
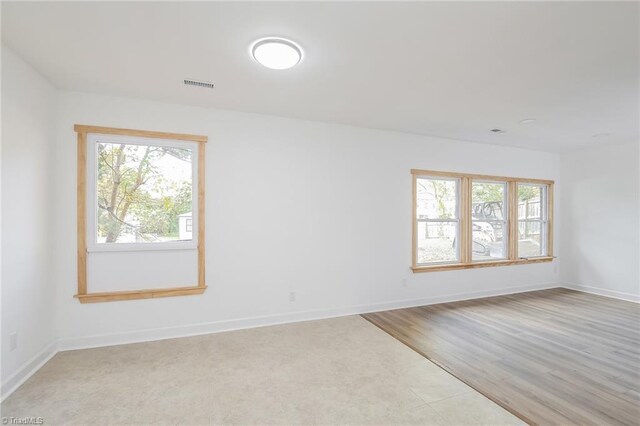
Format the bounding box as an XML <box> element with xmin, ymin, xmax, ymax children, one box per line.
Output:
<box><xmin>96</xmin><ymin>142</ymin><xmax>193</xmax><ymax>243</ymax></box>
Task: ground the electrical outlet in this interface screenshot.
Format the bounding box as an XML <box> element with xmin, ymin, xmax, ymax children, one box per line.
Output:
<box><xmin>10</xmin><ymin>332</ymin><xmax>17</xmax><ymax>351</ymax></box>
<box><xmin>289</xmin><ymin>291</ymin><xmax>296</xmax><ymax>302</ymax></box>
<box><xmin>402</xmin><ymin>278</ymin><xmax>408</xmax><ymax>287</ymax></box>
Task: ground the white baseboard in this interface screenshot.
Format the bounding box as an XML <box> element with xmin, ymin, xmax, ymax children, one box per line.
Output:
<box><xmin>1</xmin><ymin>341</ymin><xmax>58</xmax><ymax>402</ymax></box>
<box><xmin>58</xmin><ymin>281</ymin><xmax>559</xmax><ymax>352</ymax></box>
<box><xmin>561</xmin><ymin>282</ymin><xmax>640</xmax><ymax>303</ymax></box>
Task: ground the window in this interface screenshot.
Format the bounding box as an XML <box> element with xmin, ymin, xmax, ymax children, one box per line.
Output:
<box><xmin>75</xmin><ymin>125</ymin><xmax>207</xmax><ymax>303</ymax></box>
<box><xmin>90</xmin><ymin>136</ymin><xmax>196</xmax><ymax>248</ymax></box>
<box><xmin>471</xmin><ymin>181</ymin><xmax>507</xmax><ymax>261</ymax></box>
<box><xmin>517</xmin><ymin>183</ymin><xmax>548</xmax><ymax>258</ymax></box>
<box><xmin>415</xmin><ymin>177</ymin><xmax>460</xmax><ymax>265</ymax></box>
<box><xmin>412</xmin><ymin>170</ymin><xmax>553</xmax><ymax>272</ymax></box>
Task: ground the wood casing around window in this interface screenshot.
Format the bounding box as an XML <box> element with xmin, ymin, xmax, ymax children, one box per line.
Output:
<box><xmin>75</xmin><ymin>286</ymin><xmax>206</xmax><ymax>303</ymax></box>
<box><xmin>411</xmin><ymin>169</ymin><xmax>554</xmax><ymax>273</ymax></box>
<box><xmin>74</xmin><ymin>125</ymin><xmax>208</xmax><ymax>303</ymax></box>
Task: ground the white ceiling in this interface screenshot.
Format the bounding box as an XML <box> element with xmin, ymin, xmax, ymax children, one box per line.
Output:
<box><xmin>2</xmin><ymin>1</ymin><xmax>638</xmax><ymax>152</ymax></box>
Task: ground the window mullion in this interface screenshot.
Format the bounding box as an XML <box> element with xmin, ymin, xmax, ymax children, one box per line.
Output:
<box><xmin>412</xmin><ymin>174</ymin><xmax>418</xmax><ymax>269</ymax></box>
<box><xmin>508</xmin><ymin>181</ymin><xmax>518</xmax><ymax>260</ymax></box>
<box><xmin>460</xmin><ymin>177</ymin><xmax>471</xmax><ymax>264</ymax></box>
<box><xmin>547</xmin><ymin>184</ymin><xmax>554</xmax><ymax>257</ymax></box>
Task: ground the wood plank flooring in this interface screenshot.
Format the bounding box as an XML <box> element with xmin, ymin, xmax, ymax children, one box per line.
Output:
<box><xmin>362</xmin><ymin>288</ymin><xmax>640</xmax><ymax>426</ymax></box>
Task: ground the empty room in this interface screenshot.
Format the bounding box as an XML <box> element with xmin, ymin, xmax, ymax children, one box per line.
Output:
<box><xmin>1</xmin><ymin>1</ymin><xmax>638</xmax><ymax>425</ymax></box>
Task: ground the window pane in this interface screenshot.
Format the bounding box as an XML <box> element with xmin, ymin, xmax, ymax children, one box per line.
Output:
<box><xmin>472</xmin><ymin>182</ymin><xmax>506</xmax><ymax>220</ymax></box>
<box><xmin>472</xmin><ymin>221</ymin><xmax>506</xmax><ymax>261</ymax></box>
<box><xmin>417</xmin><ymin>222</ymin><xmax>458</xmax><ymax>264</ymax></box>
<box><xmin>416</xmin><ymin>178</ymin><xmax>458</xmax><ymax>219</ymax></box>
<box><xmin>518</xmin><ymin>184</ymin><xmax>544</xmax><ymax>220</ymax></box>
<box><xmin>96</xmin><ymin>142</ymin><xmax>193</xmax><ymax>243</ymax></box>
<box><xmin>517</xmin><ymin>183</ymin><xmax>547</xmax><ymax>257</ymax></box>
<box><xmin>471</xmin><ymin>181</ymin><xmax>507</xmax><ymax>261</ymax></box>
<box><xmin>518</xmin><ymin>220</ymin><xmax>545</xmax><ymax>257</ymax></box>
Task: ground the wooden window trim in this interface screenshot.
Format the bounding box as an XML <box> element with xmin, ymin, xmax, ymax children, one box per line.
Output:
<box><xmin>412</xmin><ymin>169</ymin><xmax>554</xmax><ymax>273</ymax></box>
<box><xmin>410</xmin><ymin>169</ymin><xmax>554</xmax><ymax>185</ymax></box>
<box><xmin>75</xmin><ymin>286</ymin><xmax>206</xmax><ymax>303</ymax></box>
<box><xmin>74</xmin><ymin>125</ymin><xmax>208</xmax><ymax>303</ymax></box>
<box><xmin>74</xmin><ymin>125</ymin><xmax>208</xmax><ymax>143</ymax></box>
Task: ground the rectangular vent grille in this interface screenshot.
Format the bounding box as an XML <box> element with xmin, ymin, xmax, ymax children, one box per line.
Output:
<box><xmin>184</xmin><ymin>79</ymin><xmax>215</xmax><ymax>89</ymax></box>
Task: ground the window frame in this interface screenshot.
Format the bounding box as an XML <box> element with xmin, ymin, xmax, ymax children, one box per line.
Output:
<box><xmin>517</xmin><ymin>182</ymin><xmax>550</xmax><ymax>259</ymax></box>
<box><xmin>471</xmin><ymin>180</ymin><xmax>509</xmax><ymax>263</ymax></box>
<box><xmin>411</xmin><ymin>169</ymin><xmax>554</xmax><ymax>272</ymax></box>
<box><xmin>86</xmin><ymin>133</ymin><xmax>199</xmax><ymax>252</ymax></box>
<box><xmin>414</xmin><ymin>176</ymin><xmax>461</xmax><ymax>266</ymax></box>
<box><xmin>75</xmin><ymin>125</ymin><xmax>208</xmax><ymax>303</ymax></box>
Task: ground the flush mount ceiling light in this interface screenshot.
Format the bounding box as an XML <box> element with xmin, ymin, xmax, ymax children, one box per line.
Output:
<box><xmin>251</xmin><ymin>37</ymin><xmax>303</xmax><ymax>70</ymax></box>
<box><xmin>519</xmin><ymin>118</ymin><xmax>536</xmax><ymax>124</ymax></box>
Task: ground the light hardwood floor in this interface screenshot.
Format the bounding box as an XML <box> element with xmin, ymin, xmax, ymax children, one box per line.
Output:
<box><xmin>363</xmin><ymin>288</ymin><xmax>640</xmax><ymax>426</ymax></box>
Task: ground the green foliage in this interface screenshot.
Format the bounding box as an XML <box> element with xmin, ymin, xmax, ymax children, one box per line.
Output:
<box><xmin>130</xmin><ymin>181</ymin><xmax>192</xmax><ymax>237</ymax></box>
<box><xmin>472</xmin><ymin>182</ymin><xmax>540</xmax><ymax>203</ymax></box>
<box><xmin>518</xmin><ymin>185</ymin><xmax>540</xmax><ymax>201</ymax></box>
<box><xmin>472</xmin><ymin>182</ymin><xmax>504</xmax><ymax>203</ymax></box>
<box><xmin>425</xmin><ymin>180</ymin><xmax>455</xmax><ymax>219</ymax></box>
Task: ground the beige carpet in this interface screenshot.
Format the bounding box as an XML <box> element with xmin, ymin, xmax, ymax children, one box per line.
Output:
<box><xmin>1</xmin><ymin>316</ymin><xmax>522</xmax><ymax>425</ymax></box>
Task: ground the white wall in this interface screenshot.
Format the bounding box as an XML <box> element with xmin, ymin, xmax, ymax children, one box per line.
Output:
<box><xmin>560</xmin><ymin>142</ymin><xmax>640</xmax><ymax>301</ymax></box>
<box><xmin>53</xmin><ymin>91</ymin><xmax>560</xmax><ymax>349</ymax></box>
<box><xmin>1</xmin><ymin>47</ymin><xmax>58</xmax><ymax>396</ymax></box>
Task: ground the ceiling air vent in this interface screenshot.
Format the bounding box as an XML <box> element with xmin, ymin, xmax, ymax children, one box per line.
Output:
<box><xmin>184</xmin><ymin>79</ymin><xmax>215</xmax><ymax>89</ymax></box>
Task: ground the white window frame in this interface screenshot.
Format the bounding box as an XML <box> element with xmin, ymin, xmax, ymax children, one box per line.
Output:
<box><xmin>86</xmin><ymin>133</ymin><xmax>199</xmax><ymax>252</ymax></box>
<box><xmin>415</xmin><ymin>176</ymin><xmax>461</xmax><ymax>266</ymax></box>
<box><xmin>471</xmin><ymin>180</ymin><xmax>509</xmax><ymax>262</ymax></box>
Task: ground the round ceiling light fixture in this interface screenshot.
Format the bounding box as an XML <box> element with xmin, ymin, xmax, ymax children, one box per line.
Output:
<box><xmin>251</xmin><ymin>37</ymin><xmax>303</xmax><ymax>70</ymax></box>
<box><xmin>519</xmin><ymin>118</ymin><xmax>536</xmax><ymax>124</ymax></box>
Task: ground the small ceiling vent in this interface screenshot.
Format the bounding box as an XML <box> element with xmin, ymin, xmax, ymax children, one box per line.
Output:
<box><xmin>184</xmin><ymin>79</ymin><xmax>215</xmax><ymax>89</ymax></box>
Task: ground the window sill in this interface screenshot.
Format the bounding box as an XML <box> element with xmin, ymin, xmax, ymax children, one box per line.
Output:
<box><xmin>412</xmin><ymin>257</ymin><xmax>554</xmax><ymax>273</ymax></box>
<box><xmin>75</xmin><ymin>286</ymin><xmax>207</xmax><ymax>303</ymax></box>
<box><xmin>87</xmin><ymin>242</ymin><xmax>197</xmax><ymax>252</ymax></box>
